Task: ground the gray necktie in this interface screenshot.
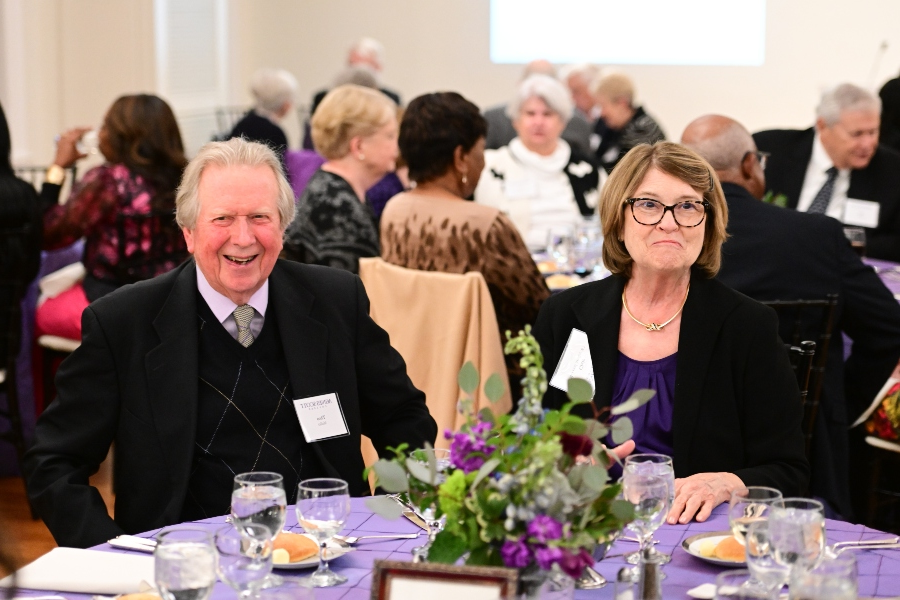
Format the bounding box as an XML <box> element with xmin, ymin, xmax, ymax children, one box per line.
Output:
<box><xmin>807</xmin><ymin>166</ymin><xmax>839</xmax><ymax>214</ymax></box>
<box><xmin>233</xmin><ymin>304</ymin><xmax>255</xmax><ymax>347</ymax></box>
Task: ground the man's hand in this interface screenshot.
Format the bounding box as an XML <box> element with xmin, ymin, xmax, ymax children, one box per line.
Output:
<box><xmin>667</xmin><ymin>472</ymin><xmax>743</xmax><ymax>524</ymax></box>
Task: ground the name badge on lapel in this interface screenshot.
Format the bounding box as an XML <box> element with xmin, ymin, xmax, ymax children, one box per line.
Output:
<box><xmin>843</xmin><ymin>198</ymin><xmax>880</xmax><ymax>228</ymax></box>
<box><xmin>549</xmin><ymin>328</ymin><xmax>595</xmax><ymax>394</ymax></box>
<box><xmin>292</xmin><ymin>393</ymin><xmax>350</xmax><ymax>442</ymax></box>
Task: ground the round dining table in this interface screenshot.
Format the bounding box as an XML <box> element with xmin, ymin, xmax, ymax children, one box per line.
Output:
<box><xmin>11</xmin><ymin>497</ymin><xmax>900</xmax><ymax>599</ymax></box>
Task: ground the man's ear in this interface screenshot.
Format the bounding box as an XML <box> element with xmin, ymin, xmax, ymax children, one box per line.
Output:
<box><xmin>183</xmin><ymin>227</ymin><xmax>195</xmax><ymax>254</ymax></box>
<box><xmin>815</xmin><ymin>117</ymin><xmax>828</xmax><ymax>134</ymax></box>
<box><xmin>740</xmin><ymin>150</ymin><xmax>756</xmax><ymax>180</ymax></box>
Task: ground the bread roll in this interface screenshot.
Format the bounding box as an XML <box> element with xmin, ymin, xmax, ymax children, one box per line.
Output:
<box><xmin>273</xmin><ymin>532</ymin><xmax>319</xmax><ymax>562</ymax></box>
<box><xmin>713</xmin><ymin>535</ymin><xmax>745</xmax><ymax>562</ymax></box>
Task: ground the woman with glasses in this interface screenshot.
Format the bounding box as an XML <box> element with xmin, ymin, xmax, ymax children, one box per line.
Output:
<box><xmin>534</xmin><ymin>142</ymin><xmax>808</xmax><ymax>524</ymax></box>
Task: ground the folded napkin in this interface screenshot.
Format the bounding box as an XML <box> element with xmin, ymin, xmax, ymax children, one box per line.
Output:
<box><xmin>0</xmin><ymin>547</ymin><xmax>154</xmax><ymax>595</ymax></box>
<box><xmin>37</xmin><ymin>262</ymin><xmax>85</xmax><ymax>306</ymax></box>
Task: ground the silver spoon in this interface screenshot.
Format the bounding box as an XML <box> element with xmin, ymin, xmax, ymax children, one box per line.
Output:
<box><xmin>333</xmin><ymin>533</ymin><xmax>421</xmax><ymax>545</ymax></box>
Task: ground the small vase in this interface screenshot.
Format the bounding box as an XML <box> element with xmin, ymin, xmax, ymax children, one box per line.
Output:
<box><xmin>517</xmin><ymin>564</ymin><xmax>575</xmax><ymax>600</ymax></box>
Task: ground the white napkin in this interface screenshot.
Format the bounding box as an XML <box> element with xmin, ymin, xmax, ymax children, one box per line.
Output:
<box><xmin>37</xmin><ymin>262</ymin><xmax>86</xmax><ymax>306</ymax></box>
<box><xmin>0</xmin><ymin>547</ymin><xmax>154</xmax><ymax>595</ymax></box>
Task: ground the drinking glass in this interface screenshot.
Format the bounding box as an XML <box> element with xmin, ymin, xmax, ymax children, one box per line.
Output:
<box><xmin>745</xmin><ymin>520</ymin><xmax>790</xmax><ymax>597</ymax></box>
<box><xmin>715</xmin><ymin>570</ymin><xmax>772</xmax><ymax>599</ymax></box>
<box><xmin>768</xmin><ymin>498</ymin><xmax>826</xmax><ymax>580</ymax></box>
<box><xmin>257</xmin><ymin>578</ymin><xmax>315</xmax><ymax>600</ymax></box>
<box><xmin>623</xmin><ymin>454</ymin><xmax>674</xmax><ymax>566</ymax></box>
<box><xmin>843</xmin><ymin>227</ymin><xmax>866</xmax><ymax>257</ymax></box>
<box><xmin>410</xmin><ymin>448</ymin><xmax>452</xmax><ymax>561</ymax></box>
<box><xmin>546</xmin><ymin>227</ymin><xmax>574</xmax><ymax>272</ymax></box>
<box><xmin>215</xmin><ymin>524</ymin><xmax>273</xmax><ymax>599</ymax></box>
<box><xmin>622</xmin><ymin>465</ymin><xmax>670</xmax><ymax>567</ymax></box>
<box><xmin>154</xmin><ymin>528</ymin><xmax>217</xmax><ymax>600</ymax></box>
<box><xmin>790</xmin><ymin>553</ymin><xmax>857</xmax><ymax>600</ymax></box>
<box><xmin>572</xmin><ymin>221</ymin><xmax>604</xmax><ymax>276</ymax></box>
<box><xmin>728</xmin><ymin>486</ymin><xmax>783</xmax><ymax>545</ymax></box>
<box><xmin>296</xmin><ymin>478</ymin><xmax>351</xmax><ymax>587</ymax></box>
<box><xmin>232</xmin><ymin>471</ymin><xmax>286</xmax><ymax>588</ymax></box>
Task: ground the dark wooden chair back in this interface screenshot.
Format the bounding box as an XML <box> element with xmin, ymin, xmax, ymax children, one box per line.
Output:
<box><xmin>785</xmin><ymin>341</ymin><xmax>817</xmax><ymax>458</ymax></box>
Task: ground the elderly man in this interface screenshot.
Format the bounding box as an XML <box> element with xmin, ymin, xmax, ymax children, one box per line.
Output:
<box><xmin>593</xmin><ymin>73</ymin><xmax>665</xmax><ymax>172</ymax></box>
<box><xmin>228</xmin><ymin>68</ymin><xmax>297</xmax><ymax>168</ymax></box>
<box><xmin>24</xmin><ymin>139</ymin><xmax>436</xmax><ymax>548</ymax></box>
<box><xmin>683</xmin><ymin>114</ymin><xmax>900</xmax><ymax>519</ymax></box>
<box><xmin>561</xmin><ymin>63</ymin><xmax>601</xmax><ymax>123</ymax></box>
<box><xmin>309</xmin><ymin>37</ymin><xmax>401</xmax><ymax>116</ymax></box>
<box><xmin>754</xmin><ymin>83</ymin><xmax>900</xmax><ymax>262</ymax></box>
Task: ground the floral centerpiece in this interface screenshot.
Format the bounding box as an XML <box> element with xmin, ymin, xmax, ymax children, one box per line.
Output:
<box><xmin>366</xmin><ymin>327</ymin><xmax>652</xmax><ymax>584</ymax></box>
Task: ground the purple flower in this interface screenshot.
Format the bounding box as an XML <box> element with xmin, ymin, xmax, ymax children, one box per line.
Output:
<box><xmin>446</xmin><ymin>421</ymin><xmax>497</xmax><ymax>473</ymax></box>
<box><xmin>500</xmin><ymin>537</ymin><xmax>533</xmax><ymax>569</ymax></box>
<box><xmin>558</xmin><ymin>548</ymin><xmax>594</xmax><ymax>579</ymax></box>
<box><xmin>527</xmin><ymin>515</ymin><xmax>563</xmax><ymax>544</ymax></box>
<box><xmin>534</xmin><ymin>545</ymin><xmax>565</xmax><ymax>570</ymax></box>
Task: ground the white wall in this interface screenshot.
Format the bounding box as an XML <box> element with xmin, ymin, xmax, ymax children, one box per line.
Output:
<box><xmin>4</xmin><ymin>0</ymin><xmax>900</xmax><ymax>166</ymax></box>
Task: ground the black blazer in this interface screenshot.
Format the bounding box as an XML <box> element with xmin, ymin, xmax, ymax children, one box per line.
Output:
<box><xmin>717</xmin><ymin>182</ymin><xmax>900</xmax><ymax>517</ymax></box>
<box><xmin>753</xmin><ymin>127</ymin><xmax>900</xmax><ymax>262</ymax></box>
<box><xmin>533</xmin><ymin>271</ymin><xmax>809</xmax><ymax>495</ymax></box>
<box><xmin>24</xmin><ymin>259</ymin><xmax>436</xmax><ymax>548</ymax></box>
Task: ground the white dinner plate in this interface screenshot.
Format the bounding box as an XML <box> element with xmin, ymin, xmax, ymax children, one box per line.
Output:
<box><xmin>272</xmin><ymin>535</ymin><xmax>352</xmax><ymax>570</ymax></box>
<box><xmin>681</xmin><ymin>531</ymin><xmax>746</xmax><ymax>567</ymax></box>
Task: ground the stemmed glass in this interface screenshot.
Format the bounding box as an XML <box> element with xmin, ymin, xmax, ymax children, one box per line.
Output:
<box><xmin>231</xmin><ymin>471</ymin><xmax>286</xmax><ymax>588</ymax></box>
<box><xmin>715</xmin><ymin>569</ymin><xmax>772</xmax><ymax>599</ymax></box>
<box><xmin>154</xmin><ymin>528</ymin><xmax>217</xmax><ymax>600</ymax></box>
<box><xmin>215</xmin><ymin>523</ymin><xmax>274</xmax><ymax>599</ymax></box>
<box><xmin>623</xmin><ymin>454</ymin><xmax>674</xmax><ymax>565</ymax></box>
<box><xmin>768</xmin><ymin>498</ymin><xmax>826</xmax><ymax>581</ymax></box>
<box><xmin>296</xmin><ymin>478</ymin><xmax>351</xmax><ymax>587</ymax></box>
<box><xmin>728</xmin><ymin>486</ymin><xmax>783</xmax><ymax>545</ymax></box>
<box><xmin>790</xmin><ymin>553</ymin><xmax>857</xmax><ymax>600</ymax></box>
<box><xmin>744</xmin><ymin>520</ymin><xmax>790</xmax><ymax>599</ymax></box>
<box><xmin>410</xmin><ymin>448</ymin><xmax>451</xmax><ymax>561</ymax></box>
<box><xmin>622</xmin><ymin>462</ymin><xmax>671</xmax><ymax>568</ymax></box>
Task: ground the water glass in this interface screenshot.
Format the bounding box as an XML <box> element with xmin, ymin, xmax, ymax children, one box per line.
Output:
<box><xmin>231</xmin><ymin>472</ymin><xmax>287</xmax><ymax>540</ymax></box>
<box><xmin>546</xmin><ymin>227</ymin><xmax>574</xmax><ymax>272</ymax></box>
<box><xmin>622</xmin><ymin>466</ymin><xmax>670</xmax><ymax>565</ymax></box>
<box><xmin>154</xmin><ymin>528</ymin><xmax>217</xmax><ymax>600</ymax></box>
<box><xmin>843</xmin><ymin>227</ymin><xmax>866</xmax><ymax>257</ymax></box>
<box><xmin>745</xmin><ymin>520</ymin><xmax>790</xmax><ymax>595</ymax></box>
<box><xmin>215</xmin><ymin>524</ymin><xmax>274</xmax><ymax>599</ymax></box>
<box><xmin>790</xmin><ymin>553</ymin><xmax>857</xmax><ymax>600</ymax></box>
<box><xmin>296</xmin><ymin>478</ymin><xmax>351</xmax><ymax>587</ymax></box>
<box><xmin>715</xmin><ymin>570</ymin><xmax>773</xmax><ymax>599</ymax></box>
<box><xmin>623</xmin><ymin>454</ymin><xmax>674</xmax><ymax>565</ymax></box>
<box><xmin>257</xmin><ymin>578</ymin><xmax>315</xmax><ymax>600</ymax></box>
<box><xmin>572</xmin><ymin>220</ymin><xmax>604</xmax><ymax>275</ymax></box>
<box><xmin>728</xmin><ymin>486</ymin><xmax>783</xmax><ymax>545</ymax></box>
<box><xmin>769</xmin><ymin>498</ymin><xmax>826</xmax><ymax>577</ymax></box>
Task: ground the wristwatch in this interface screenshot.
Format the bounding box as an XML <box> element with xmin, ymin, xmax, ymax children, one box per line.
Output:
<box><xmin>45</xmin><ymin>164</ymin><xmax>66</xmax><ymax>185</ymax></box>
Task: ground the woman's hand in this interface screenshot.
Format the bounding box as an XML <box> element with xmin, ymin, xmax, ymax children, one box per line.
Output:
<box><xmin>666</xmin><ymin>472</ymin><xmax>743</xmax><ymax>524</ymax></box>
<box><xmin>53</xmin><ymin>127</ymin><xmax>91</xmax><ymax>168</ymax></box>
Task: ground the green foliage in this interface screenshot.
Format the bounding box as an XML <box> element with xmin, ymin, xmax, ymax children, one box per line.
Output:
<box><xmin>762</xmin><ymin>190</ymin><xmax>789</xmax><ymax>207</ymax></box>
<box><xmin>567</xmin><ymin>378</ymin><xmax>594</xmax><ymax>404</ymax></box>
<box><xmin>458</xmin><ymin>361</ymin><xmax>479</xmax><ymax>395</ymax></box>
<box><xmin>484</xmin><ymin>373</ymin><xmax>506</xmax><ymax>403</ymax></box>
<box><xmin>610</xmin><ymin>416</ymin><xmax>634</xmax><ymax>445</ymax></box>
<box><xmin>610</xmin><ymin>389</ymin><xmax>656</xmax><ymax>415</ymax></box>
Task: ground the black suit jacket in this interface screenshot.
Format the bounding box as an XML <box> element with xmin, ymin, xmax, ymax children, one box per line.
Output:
<box><xmin>533</xmin><ymin>271</ymin><xmax>809</xmax><ymax>495</ymax></box>
<box><xmin>24</xmin><ymin>259</ymin><xmax>436</xmax><ymax>548</ymax></box>
<box><xmin>753</xmin><ymin>127</ymin><xmax>900</xmax><ymax>262</ymax></box>
<box><xmin>717</xmin><ymin>182</ymin><xmax>900</xmax><ymax>517</ymax></box>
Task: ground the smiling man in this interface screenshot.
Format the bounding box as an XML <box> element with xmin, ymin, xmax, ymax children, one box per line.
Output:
<box><xmin>24</xmin><ymin>138</ymin><xmax>436</xmax><ymax>548</ymax></box>
<box><xmin>754</xmin><ymin>83</ymin><xmax>900</xmax><ymax>261</ymax></box>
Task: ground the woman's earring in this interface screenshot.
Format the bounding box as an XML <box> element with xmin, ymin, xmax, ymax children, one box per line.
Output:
<box><xmin>461</xmin><ymin>174</ymin><xmax>468</xmax><ymax>185</ymax></box>
<box><xmin>357</xmin><ymin>154</ymin><xmax>366</xmax><ymax>161</ymax></box>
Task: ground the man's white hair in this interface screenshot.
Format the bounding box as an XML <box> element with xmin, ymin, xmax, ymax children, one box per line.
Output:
<box><xmin>507</xmin><ymin>74</ymin><xmax>574</xmax><ymax>123</ymax></box>
<box><xmin>350</xmin><ymin>37</ymin><xmax>385</xmax><ymax>68</ymax></box>
<box><xmin>560</xmin><ymin>63</ymin><xmax>601</xmax><ymax>84</ymax></box>
<box><xmin>816</xmin><ymin>83</ymin><xmax>882</xmax><ymax>126</ymax></box>
<box><xmin>249</xmin><ymin>68</ymin><xmax>298</xmax><ymax>115</ymax></box>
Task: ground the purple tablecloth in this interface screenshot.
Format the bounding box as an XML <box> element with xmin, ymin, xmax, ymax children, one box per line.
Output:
<box><xmin>13</xmin><ymin>498</ymin><xmax>900</xmax><ymax>598</ymax></box>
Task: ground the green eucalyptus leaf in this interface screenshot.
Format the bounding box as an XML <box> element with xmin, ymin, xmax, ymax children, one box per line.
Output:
<box><xmin>583</xmin><ymin>419</ymin><xmax>609</xmax><ymax>441</ymax></box>
<box><xmin>610</xmin><ymin>416</ymin><xmax>634</xmax><ymax>445</ymax></box>
<box><xmin>406</xmin><ymin>457</ymin><xmax>435</xmax><ymax>485</ymax></box>
<box><xmin>458</xmin><ymin>361</ymin><xmax>479</xmax><ymax>395</ymax></box>
<box><xmin>567</xmin><ymin>378</ymin><xmax>594</xmax><ymax>404</ymax></box>
<box><xmin>483</xmin><ymin>373</ymin><xmax>506</xmax><ymax>403</ymax></box>
<box><xmin>610</xmin><ymin>389</ymin><xmax>656</xmax><ymax>415</ymax></box>
<box><xmin>364</xmin><ymin>495</ymin><xmax>404</xmax><ymax>519</ymax></box>
<box><xmin>471</xmin><ymin>458</ymin><xmax>501</xmax><ymax>489</ymax></box>
<box><xmin>582</xmin><ymin>465</ymin><xmax>609</xmax><ymax>492</ymax></box>
<box><xmin>611</xmin><ymin>498</ymin><xmax>636</xmax><ymax>522</ymax></box>
<box><xmin>560</xmin><ymin>417</ymin><xmax>587</xmax><ymax>435</ymax></box>
<box><xmin>372</xmin><ymin>459</ymin><xmax>409</xmax><ymax>493</ymax></box>
<box><xmin>478</xmin><ymin>408</ymin><xmax>496</xmax><ymax>425</ymax></box>
<box><xmin>428</xmin><ymin>531</ymin><xmax>468</xmax><ymax>564</ymax></box>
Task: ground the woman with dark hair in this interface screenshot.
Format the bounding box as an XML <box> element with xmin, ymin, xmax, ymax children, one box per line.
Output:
<box><xmin>36</xmin><ymin>94</ymin><xmax>188</xmax><ymax>340</ymax></box>
<box><xmin>879</xmin><ymin>75</ymin><xmax>900</xmax><ymax>154</ymax></box>
<box><xmin>380</xmin><ymin>92</ymin><xmax>550</xmax><ymax>388</ymax></box>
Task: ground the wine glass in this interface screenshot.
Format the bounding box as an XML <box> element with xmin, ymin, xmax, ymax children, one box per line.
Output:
<box><xmin>728</xmin><ymin>486</ymin><xmax>783</xmax><ymax>545</ymax></box>
<box><xmin>622</xmin><ymin>466</ymin><xmax>670</xmax><ymax>567</ymax></box>
<box><xmin>410</xmin><ymin>448</ymin><xmax>451</xmax><ymax>561</ymax></box>
<box><xmin>154</xmin><ymin>528</ymin><xmax>217</xmax><ymax>600</ymax></box>
<box><xmin>215</xmin><ymin>524</ymin><xmax>274</xmax><ymax>599</ymax></box>
<box><xmin>768</xmin><ymin>498</ymin><xmax>826</xmax><ymax>580</ymax></box>
<box><xmin>232</xmin><ymin>471</ymin><xmax>286</xmax><ymax>588</ymax></box>
<box><xmin>744</xmin><ymin>520</ymin><xmax>790</xmax><ymax>598</ymax></box>
<box><xmin>790</xmin><ymin>553</ymin><xmax>857</xmax><ymax>600</ymax></box>
<box><xmin>715</xmin><ymin>569</ymin><xmax>772</xmax><ymax>599</ymax></box>
<box><xmin>296</xmin><ymin>478</ymin><xmax>351</xmax><ymax>587</ymax></box>
<box><xmin>623</xmin><ymin>454</ymin><xmax>674</xmax><ymax>565</ymax></box>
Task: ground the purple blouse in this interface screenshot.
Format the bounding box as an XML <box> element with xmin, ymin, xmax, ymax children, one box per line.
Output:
<box><xmin>607</xmin><ymin>351</ymin><xmax>677</xmax><ymax>476</ymax></box>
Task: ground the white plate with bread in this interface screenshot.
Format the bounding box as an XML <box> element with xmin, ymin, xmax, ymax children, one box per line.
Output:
<box><xmin>271</xmin><ymin>531</ymin><xmax>351</xmax><ymax>570</ymax></box>
<box><xmin>681</xmin><ymin>531</ymin><xmax>746</xmax><ymax>566</ymax></box>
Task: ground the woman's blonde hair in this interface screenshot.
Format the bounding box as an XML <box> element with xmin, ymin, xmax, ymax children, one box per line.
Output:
<box><xmin>310</xmin><ymin>84</ymin><xmax>396</xmax><ymax>159</ymax></box>
<box><xmin>600</xmin><ymin>142</ymin><xmax>728</xmax><ymax>278</ymax></box>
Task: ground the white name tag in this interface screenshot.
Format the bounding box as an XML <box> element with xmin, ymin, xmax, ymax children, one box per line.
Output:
<box><xmin>843</xmin><ymin>198</ymin><xmax>880</xmax><ymax>228</ymax></box>
<box><xmin>549</xmin><ymin>328</ymin><xmax>595</xmax><ymax>394</ymax></box>
<box><xmin>504</xmin><ymin>177</ymin><xmax>538</xmax><ymax>199</ymax></box>
<box><xmin>292</xmin><ymin>393</ymin><xmax>350</xmax><ymax>442</ymax></box>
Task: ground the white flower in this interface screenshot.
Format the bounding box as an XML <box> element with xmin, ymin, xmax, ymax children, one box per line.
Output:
<box><xmin>567</xmin><ymin>161</ymin><xmax>593</xmax><ymax>178</ymax></box>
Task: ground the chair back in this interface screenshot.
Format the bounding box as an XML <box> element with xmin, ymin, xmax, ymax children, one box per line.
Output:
<box><xmin>114</xmin><ymin>210</ymin><xmax>188</xmax><ymax>284</ymax></box>
<box><xmin>785</xmin><ymin>341</ymin><xmax>817</xmax><ymax>457</ymax></box>
<box><xmin>763</xmin><ymin>295</ymin><xmax>839</xmax><ymax>460</ymax></box>
<box><xmin>212</xmin><ymin>105</ymin><xmax>250</xmax><ymax>140</ymax></box>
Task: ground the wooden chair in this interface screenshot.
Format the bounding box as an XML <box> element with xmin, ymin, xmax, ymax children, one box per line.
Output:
<box><xmin>763</xmin><ymin>295</ymin><xmax>839</xmax><ymax>461</ymax></box>
<box><xmin>785</xmin><ymin>341</ymin><xmax>817</xmax><ymax>459</ymax></box>
<box><xmin>212</xmin><ymin>105</ymin><xmax>249</xmax><ymax>140</ymax></box>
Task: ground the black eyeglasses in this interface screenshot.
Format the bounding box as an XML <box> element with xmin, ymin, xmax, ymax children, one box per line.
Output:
<box><xmin>743</xmin><ymin>150</ymin><xmax>770</xmax><ymax>170</ymax></box>
<box><xmin>626</xmin><ymin>198</ymin><xmax>710</xmax><ymax>227</ymax></box>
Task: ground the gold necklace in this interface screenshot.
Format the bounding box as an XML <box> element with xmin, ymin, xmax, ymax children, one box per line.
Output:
<box><xmin>622</xmin><ymin>285</ymin><xmax>690</xmax><ymax>332</ymax></box>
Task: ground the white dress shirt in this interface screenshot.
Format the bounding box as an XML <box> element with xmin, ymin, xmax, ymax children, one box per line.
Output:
<box><xmin>796</xmin><ymin>133</ymin><xmax>851</xmax><ymax>221</ymax></box>
<box><xmin>196</xmin><ymin>268</ymin><xmax>268</xmax><ymax>341</ymax></box>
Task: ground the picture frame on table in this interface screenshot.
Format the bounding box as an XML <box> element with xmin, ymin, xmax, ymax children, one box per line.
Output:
<box><xmin>370</xmin><ymin>559</ymin><xmax>518</xmax><ymax>600</ymax></box>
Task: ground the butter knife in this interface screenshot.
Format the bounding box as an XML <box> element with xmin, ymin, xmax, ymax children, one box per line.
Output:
<box><xmin>402</xmin><ymin>510</ymin><xmax>430</xmax><ymax>533</ymax></box>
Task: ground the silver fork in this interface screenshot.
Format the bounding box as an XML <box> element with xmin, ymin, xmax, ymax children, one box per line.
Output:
<box><xmin>826</xmin><ymin>536</ymin><xmax>900</xmax><ymax>557</ymax></box>
<box><xmin>333</xmin><ymin>533</ymin><xmax>421</xmax><ymax>545</ymax></box>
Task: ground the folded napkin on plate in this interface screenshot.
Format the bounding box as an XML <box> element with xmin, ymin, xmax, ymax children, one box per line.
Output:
<box><xmin>0</xmin><ymin>547</ymin><xmax>154</xmax><ymax>595</ymax></box>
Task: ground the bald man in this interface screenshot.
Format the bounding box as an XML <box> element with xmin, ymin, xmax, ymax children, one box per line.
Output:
<box><xmin>683</xmin><ymin>115</ymin><xmax>900</xmax><ymax>520</ymax></box>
